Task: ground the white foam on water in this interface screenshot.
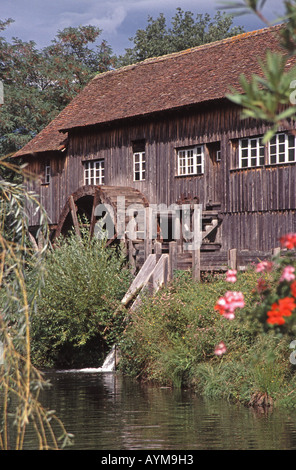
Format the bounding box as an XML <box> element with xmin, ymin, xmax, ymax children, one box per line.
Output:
<box><xmin>57</xmin><ymin>345</ymin><xmax>116</xmax><ymax>373</ymax></box>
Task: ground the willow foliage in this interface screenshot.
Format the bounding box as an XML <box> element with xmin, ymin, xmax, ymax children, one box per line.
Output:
<box><xmin>0</xmin><ymin>157</ymin><xmax>72</xmax><ymax>450</ymax></box>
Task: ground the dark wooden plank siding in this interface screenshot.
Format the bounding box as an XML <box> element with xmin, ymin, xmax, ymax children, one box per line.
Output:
<box><xmin>24</xmin><ymin>101</ymin><xmax>296</xmax><ymax>255</ymax></box>
<box><xmin>219</xmin><ymin>211</ymin><xmax>296</xmax><ymax>252</ymax></box>
<box><xmin>228</xmin><ymin>165</ymin><xmax>296</xmax><ymax>213</ymax></box>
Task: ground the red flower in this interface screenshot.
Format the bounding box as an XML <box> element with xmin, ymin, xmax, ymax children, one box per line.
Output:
<box><xmin>267</xmin><ymin>297</ymin><xmax>296</xmax><ymax>325</ymax></box>
<box><xmin>257</xmin><ymin>277</ymin><xmax>268</xmax><ymax>293</ymax></box>
<box><xmin>280</xmin><ymin>233</ymin><xmax>296</xmax><ymax>250</ymax></box>
<box><xmin>291</xmin><ymin>281</ymin><xmax>296</xmax><ymax>298</ymax></box>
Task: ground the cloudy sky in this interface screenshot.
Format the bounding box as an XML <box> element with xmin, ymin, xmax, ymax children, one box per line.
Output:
<box><xmin>1</xmin><ymin>0</ymin><xmax>286</xmax><ymax>55</ymax></box>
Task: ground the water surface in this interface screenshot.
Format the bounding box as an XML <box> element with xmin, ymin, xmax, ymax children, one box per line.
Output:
<box><xmin>24</xmin><ymin>371</ymin><xmax>296</xmax><ymax>451</ymax></box>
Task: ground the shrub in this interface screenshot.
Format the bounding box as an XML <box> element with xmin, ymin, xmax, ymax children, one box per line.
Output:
<box><xmin>30</xmin><ymin>230</ymin><xmax>131</xmax><ymax>368</ymax></box>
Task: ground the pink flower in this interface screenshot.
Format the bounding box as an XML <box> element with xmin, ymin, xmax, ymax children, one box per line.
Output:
<box><xmin>226</xmin><ymin>269</ymin><xmax>237</xmax><ymax>283</ymax></box>
<box><xmin>214</xmin><ymin>342</ymin><xmax>227</xmax><ymax>356</ymax></box>
<box><xmin>214</xmin><ymin>291</ymin><xmax>245</xmax><ymax>320</ymax></box>
<box><xmin>256</xmin><ymin>261</ymin><xmax>273</xmax><ymax>273</ymax></box>
<box><xmin>280</xmin><ymin>266</ymin><xmax>295</xmax><ymax>282</ymax></box>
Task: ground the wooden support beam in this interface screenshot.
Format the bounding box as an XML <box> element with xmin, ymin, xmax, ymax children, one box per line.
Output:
<box><xmin>192</xmin><ymin>205</ymin><xmax>201</xmax><ymax>281</ymax></box>
<box><xmin>152</xmin><ymin>254</ymin><xmax>169</xmax><ymax>290</ymax></box>
<box><xmin>272</xmin><ymin>247</ymin><xmax>281</xmax><ymax>256</ymax></box>
<box><xmin>128</xmin><ymin>217</ymin><xmax>137</xmax><ymax>274</ymax></box>
<box><xmin>69</xmin><ymin>195</ymin><xmax>81</xmax><ymax>237</ymax></box>
<box><xmin>154</xmin><ymin>240</ymin><xmax>162</xmax><ymax>262</ymax></box>
<box><xmin>228</xmin><ymin>248</ymin><xmax>237</xmax><ymax>270</ymax></box>
<box><xmin>144</xmin><ymin>207</ymin><xmax>153</xmax><ymax>261</ymax></box>
<box><xmin>121</xmin><ymin>253</ymin><xmax>156</xmax><ymax>306</ymax></box>
<box><xmin>89</xmin><ymin>189</ymin><xmax>100</xmax><ymax>238</ymax></box>
<box><xmin>192</xmin><ymin>248</ymin><xmax>200</xmax><ymax>281</ymax></box>
<box><xmin>175</xmin><ymin>209</ymin><xmax>183</xmax><ymax>253</ymax></box>
<box><xmin>128</xmin><ymin>238</ymin><xmax>136</xmax><ymax>275</ymax></box>
<box><xmin>105</xmin><ymin>233</ymin><xmax>117</xmax><ymax>247</ymax></box>
<box><xmin>169</xmin><ymin>241</ymin><xmax>177</xmax><ymax>280</ymax></box>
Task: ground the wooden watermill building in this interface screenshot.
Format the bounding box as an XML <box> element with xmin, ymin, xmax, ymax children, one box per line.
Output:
<box><xmin>14</xmin><ymin>24</ymin><xmax>296</xmax><ymax>274</ymax></box>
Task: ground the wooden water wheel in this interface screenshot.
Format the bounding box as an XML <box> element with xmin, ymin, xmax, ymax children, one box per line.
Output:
<box><xmin>53</xmin><ymin>185</ymin><xmax>150</xmax><ymax>248</ymax></box>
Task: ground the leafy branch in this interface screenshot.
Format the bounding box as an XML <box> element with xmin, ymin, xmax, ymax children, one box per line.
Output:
<box><xmin>220</xmin><ymin>0</ymin><xmax>296</xmax><ymax>140</ymax></box>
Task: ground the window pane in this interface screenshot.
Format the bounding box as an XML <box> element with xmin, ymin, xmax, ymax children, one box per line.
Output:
<box><xmin>288</xmin><ymin>135</ymin><xmax>295</xmax><ymax>147</ymax></box>
<box><xmin>270</xmin><ymin>155</ymin><xmax>276</xmax><ymax>164</ymax></box>
<box><xmin>270</xmin><ymin>136</ymin><xmax>276</xmax><ymax>145</ymax></box>
<box><xmin>289</xmin><ymin>149</ymin><xmax>295</xmax><ymax>161</ymax></box>
<box><xmin>279</xmin><ymin>134</ymin><xmax>285</xmax><ymax>143</ymax></box>
<box><xmin>279</xmin><ymin>153</ymin><xmax>285</xmax><ymax>163</ymax></box>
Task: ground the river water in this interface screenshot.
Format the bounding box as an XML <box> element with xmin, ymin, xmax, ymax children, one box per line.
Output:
<box><xmin>22</xmin><ymin>370</ymin><xmax>296</xmax><ymax>451</ymax></box>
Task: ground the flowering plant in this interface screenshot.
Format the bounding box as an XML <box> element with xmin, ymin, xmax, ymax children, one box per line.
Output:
<box><xmin>214</xmin><ymin>233</ymin><xmax>296</xmax><ymax>356</ymax></box>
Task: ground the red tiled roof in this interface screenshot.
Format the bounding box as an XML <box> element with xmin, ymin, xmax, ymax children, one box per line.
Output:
<box><xmin>14</xmin><ymin>24</ymin><xmax>289</xmax><ymax>157</ymax></box>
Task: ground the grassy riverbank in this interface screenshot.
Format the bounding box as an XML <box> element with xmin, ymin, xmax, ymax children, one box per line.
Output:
<box><xmin>119</xmin><ymin>267</ymin><xmax>296</xmax><ymax>409</ymax></box>
<box><xmin>26</xmin><ymin>229</ymin><xmax>296</xmax><ymax>409</ymax></box>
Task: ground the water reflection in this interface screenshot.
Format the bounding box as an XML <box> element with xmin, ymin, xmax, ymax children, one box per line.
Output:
<box><xmin>24</xmin><ymin>371</ymin><xmax>296</xmax><ymax>450</ymax></box>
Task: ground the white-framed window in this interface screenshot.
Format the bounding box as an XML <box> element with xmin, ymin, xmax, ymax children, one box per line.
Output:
<box><xmin>133</xmin><ymin>151</ymin><xmax>145</xmax><ymax>181</ymax></box>
<box><xmin>269</xmin><ymin>133</ymin><xmax>296</xmax><ymax>164</ymax></box>
<box><xmin>177</xmin><ymin>146</ymin><xmax>204</xmax><ymax>176</ymax></box>
<box><xmin>84</xmin><ymin>160</ymin><xmax>104</xmax><ymax>185</ymax></box>
<box><xmin>43</xmin><ymin>161</ymin><xmax>50</xmax><ymax>184</ymax></box>
<box><xmin>239</xmin><ymin>137</ymin><xmax>265</xmax><ymax>168</ymax></box>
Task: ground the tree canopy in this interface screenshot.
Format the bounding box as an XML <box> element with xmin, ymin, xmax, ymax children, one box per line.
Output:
<box><xmin>117</xmin><ymin>9</ymin><xmax>245</xmax><ymax>66</ymax></box>
<box><xmin>0</xmin><ymin>20</ymin><xmax>115</xmax><ymax>157</ymax></box>
<box><xmin>0</xmin><ymin>9</ymin><xmax>245</xmax><ymax>158</ymax></box>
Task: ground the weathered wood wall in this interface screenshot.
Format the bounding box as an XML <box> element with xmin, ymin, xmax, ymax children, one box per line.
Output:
<box><xmin>25</xmin><ymin>100</ymin><xmax>296</xmax><ymax>253</ymax></box>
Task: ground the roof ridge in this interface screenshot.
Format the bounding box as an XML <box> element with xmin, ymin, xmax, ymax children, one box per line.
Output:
<box><xmin>93</xmin><ymin>23</ymin><xmax>284</xmax><ymax>81</ymax></box>
<box><xmin>139</xmin><ymin>23</ymin><xmax>284</xmax><ymax>63</ymax></box>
